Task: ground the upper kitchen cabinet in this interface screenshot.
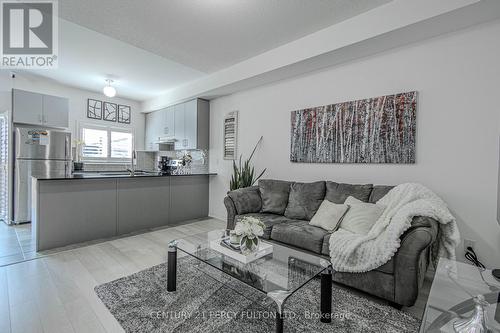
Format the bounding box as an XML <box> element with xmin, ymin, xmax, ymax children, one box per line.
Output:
<box><xmin>144</xmin><ymin>112</ymin><xmax>154</xmax><ymax>151</ymax></box>
<box><xmin>145</xmin><ymin>110</ymin><xmax>161</xmax><ymax>151</ymax></box>
<box><xmin>184</xmin><ymin>100</ymin><xmax>198</xmax><ymax>150</ymax></box>
<box><xmin>12</xmin><ymin>89</ymin><xmax>69</xmax><ymax>128</ymax></box>
<box><xmin>174</xmin><ymin>103</ymin><xmax>185</xmax><ymax>150</ymax></box>
<box><xmin>144</xmin><ymin>98</ymin><xmax>209</xmax><ymax>151</ymax></box>
<box><xmin>144</xmin><ymin>107</ymin><xmax>176</xmax><ymax>151</ymax></box>
<box><xmin>12</xmin><ymin>89</ymin><xmax>42</xmax><ymax>125</ymax></box>
<box><xmin>174</xmin><ymin>99</ymin><xmax>209</xmax><ymax>151</ymax></box>
<box><xmin>161</xmin><ymin>106</ymin><xmax>175</xmax><ymax>138</ymax></box>
<box><xmin>42</xmin><ymin>95</ymin><xmax>69</xmax><ymax>128</ymax></box>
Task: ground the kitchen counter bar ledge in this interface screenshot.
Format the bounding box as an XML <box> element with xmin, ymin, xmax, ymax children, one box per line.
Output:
<box><xmin>33</xmin><ymin>172</ymin><xmax>217</xmax><ymax>180</ymax></box>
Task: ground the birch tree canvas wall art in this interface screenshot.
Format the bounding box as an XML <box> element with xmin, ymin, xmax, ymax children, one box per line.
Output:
<box><xmin>290</xmin><ymin>91</ymin><xmax>417</xmax><ymax>164</ymax></box>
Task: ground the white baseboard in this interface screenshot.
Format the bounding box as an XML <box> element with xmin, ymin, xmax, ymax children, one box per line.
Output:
<box><xmin>208</xmin><ymin>214</ymin><xmax>225</xmax><ymax>222</ymax></box>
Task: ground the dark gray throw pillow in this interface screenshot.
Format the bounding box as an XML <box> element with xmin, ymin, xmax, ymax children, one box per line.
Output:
<box><xmin>228</xmin><ymin>186</ymin><xmax>262</xmax><ymax>215</ymax></box>
<box><xmin>284</xmin><ymin>181</ymin><xmax>326</xmax><ymax>220</ymax></box>
<box><xmin>325</xmin><ymin>182</ymin><xmax>373</xmax><ymax>203</ymax></box>
<box><xmin>259</xmin><ymin>179</ymin><xmax>292</xmax><ymax>215</ymax></box>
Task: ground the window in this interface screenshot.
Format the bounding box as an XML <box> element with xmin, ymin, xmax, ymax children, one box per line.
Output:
<box><xmin>80</xmin><ymin>124</ymin><xmax>133</xmax><ymax>162</ymax></box>
<box><xmin>111</xmin><ymin>131</ymin><xmax>133</xmax><ymax>158</ymax></box>
<box><xmin>82</xmin><ymin>128</ymin><xmax>108</xmax><ymax>158</ymax></box>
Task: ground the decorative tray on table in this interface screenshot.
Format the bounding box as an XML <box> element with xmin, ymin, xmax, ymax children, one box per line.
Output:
<box><xmin>209</xmin><ymin>237</ymin><xmax>273</xmax><ymax>264</ymax></box>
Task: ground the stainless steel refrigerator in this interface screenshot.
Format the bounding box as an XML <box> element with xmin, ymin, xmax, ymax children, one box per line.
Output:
<box><xmin>13</xmin><ymin>127</ymin><xmax>71</xmax><ymax>224</ymax></box>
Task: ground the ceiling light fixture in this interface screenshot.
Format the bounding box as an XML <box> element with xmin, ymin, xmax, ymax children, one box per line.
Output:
<box><xmin>103</xmin><ymin>79</ymin><xmax>116</xmax><ymax>97</ymax></box>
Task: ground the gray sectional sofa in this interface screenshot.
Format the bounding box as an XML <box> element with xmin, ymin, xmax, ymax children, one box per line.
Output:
<box><xmin>224</xmin><ymin>179</ymin><xmax>438</xmax><ymax>307</ymax></box>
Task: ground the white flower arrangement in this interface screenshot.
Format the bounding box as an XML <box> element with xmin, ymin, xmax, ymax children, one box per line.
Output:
<box><xmin>234</xmin><ymin>217</ymin><xmax>264</xmax><ymax>239</ymax></box>
<box><xmin>234</xmin><ymin>217</ymin><xmax>265</xmax><ymax>253</ymax></box>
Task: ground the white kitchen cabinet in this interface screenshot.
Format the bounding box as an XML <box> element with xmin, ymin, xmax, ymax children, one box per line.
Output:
<box><xmin>161</xmin><ymin>106</ymin><xmax>175</xmax><ymax>137</ymax></box>
<box><xmin>174</xmin><ymin>103</ymin><xmax>185</xmax><ymax>150</ymax></box>
<box><xmin>13</xmin><ymin>89</ymin><xmax>43</xmax><ymax>125</ymax></box>
<box><xmin>145</xmin><ymin>112</ymin><xmax>155</xmax><ymax>150</ymax></box>
<box><xmin>145</xmin><ymin>110</ymin><xmax>162</xmax><ymax>151</ymax></box>
<box><xmin>144</xmin><ymin>99</ymin><xmax>209</xmax><ymax>151</ymax></box>
<box><xmin>151</xmin><ymin>110</ymin><xmax>163</xmax><ymax>142</ymax></box>
<box><xmin>13</xmin><ymin>89</ymin><xmax>69</xmax><ymax>128</ymax></box>
<box><xmin>174</xmin><ymin>99</ymin><xmax>209</xmax><ymax>151</ymax></box>
<box><xmin>42</xmin><ymin>95</ymin><xmax>69</xmax><ymax>128</ymax></box>
<box><xmin>145</xmin><ymin>107</ymin><xmax>175</xmax><ymax>151</ymax></box>
<box><xmin>184</xmin><ymin>100</ymin><xmax>198</xmax><ymax>150</ymax></box>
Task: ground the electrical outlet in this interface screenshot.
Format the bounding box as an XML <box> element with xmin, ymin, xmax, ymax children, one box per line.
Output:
<box><xmin>464</xmin><ymin>239</ymin><xmax>476</xmax><ymax>251</ymax></box>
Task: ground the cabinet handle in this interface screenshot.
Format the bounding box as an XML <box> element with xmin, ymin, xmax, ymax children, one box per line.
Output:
<box><xmin>38</xmin><ymin>114</ymin><xmax>42</xmax><ymax>123</ymax></box>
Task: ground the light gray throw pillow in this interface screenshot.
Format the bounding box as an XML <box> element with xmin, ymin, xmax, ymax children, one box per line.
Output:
<box><xmin>340</xmin><ymin>196</ymin><xmax>386</xmax><ymax>234</ymax></box>
<box><xmin>309</xmin><ymin>200</ymin><xmax>350</xmax><ymax>232</ymax></box>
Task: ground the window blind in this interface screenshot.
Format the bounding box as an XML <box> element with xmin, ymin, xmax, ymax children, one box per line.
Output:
<box><xmin>223</xmin><ymin>111</ymin><xmax>238</xmax><ymax>160</ymax></box>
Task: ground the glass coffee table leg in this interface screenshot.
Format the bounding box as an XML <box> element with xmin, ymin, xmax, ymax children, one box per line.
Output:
<box><xmin>320</xmin><ymin>266</ymin><xmax>333</xmax><ymax>323</ymax></box>
<box><xmin>268</xmin><ymin>290</ymin><xmax>291</xmax><ymax>333</ymax></box>
<box><xmin>167</xmin><ymin>241</ymin><xmax>177</xmax><ymax>292</ymax></box>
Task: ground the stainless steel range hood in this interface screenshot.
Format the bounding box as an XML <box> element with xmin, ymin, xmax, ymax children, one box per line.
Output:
<box><xmin>154</xmin><ymin>137</ymin><xmax>177</xmax><ymax>144</ymax></box>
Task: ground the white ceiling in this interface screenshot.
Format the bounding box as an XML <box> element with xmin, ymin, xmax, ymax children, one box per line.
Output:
<box><xmin>19</xmin><ymin>19</ymin><xmax>205</xmax><ymax>102</ymax></box>
<box><xmin>19</xmin><ymin>0</ymin><xmax>392</xmax><ymax>102</ymax></box>
<box><xmin>59</xmin><ymin>0</ymin><xmax>391</xmax><ymax>73</ymax></box>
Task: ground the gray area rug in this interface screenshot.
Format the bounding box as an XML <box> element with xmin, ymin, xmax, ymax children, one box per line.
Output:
<box><xmin>95</xmin><ymin>257</ymin><xmax>420</xmax><ymax>333</ymax></box>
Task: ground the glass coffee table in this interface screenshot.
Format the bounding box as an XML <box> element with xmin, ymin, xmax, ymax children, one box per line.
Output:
<box><xmin>420</xmin><ymin>258</ymin><xmax>500</xmax><ymax>332</ymax></box>
<box><xmin>166</xmin><ymin>229</ymin><xmax>333</xmax><ymax>333</ymax></box>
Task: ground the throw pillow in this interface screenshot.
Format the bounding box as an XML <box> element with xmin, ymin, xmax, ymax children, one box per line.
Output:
<box><xmin>284</xmin><ymin>181</ymin><xmax>326</xmax><ymax>220</ymax></box>
<box><xmin>309</xmin><ymin>200</ymin><xmax>350</xmax><ymax>232</ymax></box>
<box><xmin>325</xmin><ymin>182</ymin><xmax>373</xmax><ymax>204</ymax></box>
<box><xmin>227</xmin><ymin>186</ymin><xmax>262</xmax><ymax>215</ymax></box>
<box><xmin>344</xmin><ymin>196</ymin><xmax>364</xmax><ymax>205</ymax></box>
<box><xmin>259</xmin><ymin>179</ymin><xmax>292</xmax><ymax>215</ymax></box>
<box><xmin>340</xmin><ymin>196</ymin><xmax>386</xmax><ymax>234</ymax></box>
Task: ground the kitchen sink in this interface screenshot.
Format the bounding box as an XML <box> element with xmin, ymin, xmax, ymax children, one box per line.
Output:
<box><xmin>98</xmin><ymin>172</ymin><xmax>132</xmax><ymax>176</ymax></box>
<box><xmin>99</xmin><ymin>171</ymin><xmax>157</xmax><ymax>176</ymax></box>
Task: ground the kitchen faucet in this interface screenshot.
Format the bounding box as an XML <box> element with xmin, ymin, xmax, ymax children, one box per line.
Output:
<box><xmin>127</xmin><ymin>150</ymin><xmax>136</xmax><ymax>175</ymax></box>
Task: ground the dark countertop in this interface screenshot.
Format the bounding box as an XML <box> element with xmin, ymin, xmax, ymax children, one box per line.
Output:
<box><xmin>33</xmin><ymin>172</ymin><xmax>217</xmax><ymax>181</ymax></box>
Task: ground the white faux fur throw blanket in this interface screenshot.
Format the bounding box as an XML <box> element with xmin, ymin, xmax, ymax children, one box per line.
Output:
<box><xmin>329</xmin><ymin>183</ymin><xmax>461</xmax><ymax>273</ymax></box>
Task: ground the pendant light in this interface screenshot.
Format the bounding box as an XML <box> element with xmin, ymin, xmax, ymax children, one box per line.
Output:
<box><xmin>103</xmin><ymin>79</ymin><xmax>116</xmax><ymax>97</ymax></box>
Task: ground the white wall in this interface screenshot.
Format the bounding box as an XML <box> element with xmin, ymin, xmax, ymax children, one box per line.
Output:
<box><xmin>0</xmin><ymin>74</ymin><xmax>144</xmax><ymax>150</ymax></box>
<box><xmin>209</xmin><ymin>20</ymin><xmax>500</xmax><ymax>267</ymax></box>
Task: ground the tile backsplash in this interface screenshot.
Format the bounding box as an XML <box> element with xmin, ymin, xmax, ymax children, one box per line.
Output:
<box><xmin>136</xmin><ymin>149</ymin><xmax>209</xmax><ymax>174</ymax></box>
<box><xmin>82</xmin><ymin>163</ymin><xmax>131</xmax><ymax>172</ymax></box>
<box><xmin>181</xmin><ymin>149</ymin><xmax>209</xmax><ymax>174</ymax></box>
<box><xmin>136</xmin><ymin>151</ymin><xmax>156</xmax><ymax>171</ymax></box>
<box><xmin>77</xmin><ymin>150</ymin><xmax>209</xmax><ymax>174</ymax></box>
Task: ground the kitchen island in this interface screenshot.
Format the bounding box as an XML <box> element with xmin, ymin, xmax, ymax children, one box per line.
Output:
<box><xmin>32</xmin><ymin>173</ymin><xmax>216</xmax><ymax>251</ymax></box>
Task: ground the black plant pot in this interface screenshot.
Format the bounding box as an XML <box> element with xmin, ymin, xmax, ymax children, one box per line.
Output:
<box><xmin>73</xmin><ymin>162</ymin><xmax>84</xmax><ymax>171</ymax></box>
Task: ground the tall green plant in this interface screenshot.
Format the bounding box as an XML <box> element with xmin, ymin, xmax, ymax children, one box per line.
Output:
<box><xmin>230</xmin><ymin>136</ymin><xmax>266</xmax><ymax>191</ymax></box>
